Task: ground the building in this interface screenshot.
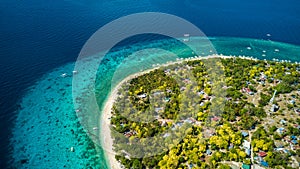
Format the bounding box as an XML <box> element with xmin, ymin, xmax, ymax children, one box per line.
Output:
<box><xmin>270</xmin><ymin>104</ymin><xmax>279</xmax><ymax>112</ymax></box>
<box><xmin>260</xmin><ymin>161</ymin><xmax>269</xmax><ymax>167</ymax></box>
<box><xmin>242</xmin><ymin>131</ymin><xmax>249</xmax><ymax>137</ymax></box>
<box><xmin>242</xmin><ymin>163</ymin><xmax>251</xmax><ymax>169</ymax></box>
<box><xmin>243</xmin><ymin>140</ymin><xmax>251</xmax><ymax>149</ymax></box>
<box><xmin>290</xmin><ymin>100</ymin><xmax>296</xmax><ymax>104</ymax></box>
<box><xmin>245</xmin><ymin>149</ymin><xmax>251</xmax><ymax>156</ymax></box>
<box><xmin>274</xmin><ymin>140</ymin><xmax>284</xmax><ymax>148</ymax></box>
<box><xmin>291</xmin><ymin>140</ymin><xmax>298</xmax><ymax>145</ymax></box>
<box><xmin>280</xmin><ymin>119</ymin><xmax>287</xmax><ymax>125</ymax></box>
<box><xmin>211</xmin><ymin>116</ymin><xmax>220</xmax><ymax>122</ymax></box>
<box><xmin>206</xmin><ymin>149</ymin><xmax>212</xmax><ymax>155</ymax></box>
<box><xmin>137</xmin><ymin>93</ymin><xmax>147</xmax><ymax>98</ymax></box>
<box><xmin>291</xmin><ymin>135</ymin><xmax>297</xmax><ymax>140</ymax></box>
<box><xmin>258</xmin><ymin>151</ymin><xmax>267</xmax><ymax>157</ymax></box>
<box><xmin>124</xmin><ymin>131</ymin><xmax>134</xmax><ymax>137</ymax></box>
<box><xmin>276</xmin><ymin>127</ymin><xmax>285</xmax><ymax>134</ymax></box>
<box><xmin>155</xmin><ymin>107</ymin><xmax>164</xmax><ymax>113</ymax></box>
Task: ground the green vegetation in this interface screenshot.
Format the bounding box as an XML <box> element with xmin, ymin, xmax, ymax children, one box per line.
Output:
<box><xmin>109</xmin><ymin>57</ymin><xmax>300</xmax><ymax>169</ymax></box>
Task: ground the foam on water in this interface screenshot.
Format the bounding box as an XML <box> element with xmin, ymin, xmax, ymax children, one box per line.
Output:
<box><xmin>10</xmin><ymin>37</ymin><xmax>300</xmax><ymax>169</ymax></box>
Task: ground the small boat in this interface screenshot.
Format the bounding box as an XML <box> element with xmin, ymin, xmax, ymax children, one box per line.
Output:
<box><xmin>183</xmin><ymin>34</ymin><xmax>190</xmax><ymax>37</ymax></box>
<box><xmin>61</xmin><ymin>73</ymin><xmax>67</xmax><ymax>77</ymax></box>
<box><xmin>266</xmin><ymin>33</ymin><xmax>271</xmax><ymax>37</ymax></box>
<box><xmin>72</xmin><ymin>70</ymin><xmax>78</xmax><ymax>74</ymax></box>
<box><xmin>274</xmin><ymin>49</ymin><xmax>280</xmax><ymax>52</ymax></box>
<box><xmin>93</xmin><ymin>127</ymin><xmax>99</xmax><ymax>130</ymax></box>
<box><xmin>246</xmin><ymin>47</ymin><xmax>251</xmax><ymax>50</ymax></box>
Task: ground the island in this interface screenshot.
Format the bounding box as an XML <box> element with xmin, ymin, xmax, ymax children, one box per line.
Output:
<box><xmin>101</xmin><ymin>55</ymin><xmax>300</xmax><ymax>169</ymax></box>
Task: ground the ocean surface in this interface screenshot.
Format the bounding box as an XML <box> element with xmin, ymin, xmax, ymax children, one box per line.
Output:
<box><xmin>1</xmin><ymin>0</ymin><xmax>300</xmax><ymax>168</ymax></box>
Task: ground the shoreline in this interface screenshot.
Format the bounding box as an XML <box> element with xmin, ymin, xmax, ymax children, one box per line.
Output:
<box><xmin>99</xmin><ymin>54</ymin><xmax>282</xmax><ymax>169</ymax></box>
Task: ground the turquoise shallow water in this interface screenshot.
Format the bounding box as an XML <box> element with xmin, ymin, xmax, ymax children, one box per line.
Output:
<box><xmin>10</xmin><ymin>37</ymin><xmax>300</xmax><ymax>168</ymax></box>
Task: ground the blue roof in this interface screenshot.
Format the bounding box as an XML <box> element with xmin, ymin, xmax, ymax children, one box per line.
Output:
<box><xmin>242</xmin><ymin>131</ymin><xmax>249</xmax><ymax>137</ymax></box>
<box><xmin>291</xmin><ymin>135</ymin><xmax>297</xmax><ymax>140</ymax></box>
<box><xmin>206</xmin><ymin>149</ymin><xmax>212</xmax><ymax>155</ymax></box>
<box><xmin>242</xmin><ymin>164</ymin><xmax>251</xmax><ymax>169</ymax></box>
<box><xmin>261</xmin><ymin>161</ymin><xmax>269</xmax><ymax>167</ymax></box>
<box><xmin>283</xmin><ymin>149</ymin><xmax>291</xmax><ymax>155</ymax></box>
<box><xmin>292</xmin><ymin>140</ymin><xmax>298</xmax><ymax>144</ymax></box>
<box><xmin>245</xmin><ymin>149</ymin><xmax>251</xmax><ymax>155</ymax></box>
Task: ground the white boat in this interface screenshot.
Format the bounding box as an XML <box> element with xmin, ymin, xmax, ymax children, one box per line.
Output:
<box><xmin>61</xmin><ymin>73</ymin><xmax>67</xmax><ymax>77</ymax></box>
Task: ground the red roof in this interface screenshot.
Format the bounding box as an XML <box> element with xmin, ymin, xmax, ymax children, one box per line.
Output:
<box><xmin>258</xmin><ymin>152</ymin><xmax>267</xmax><ymax>157</ymax></box>
<box><xmin>211</xmin><ymin>116</ymin><xmax>220</xmax><ymax>121</ymax></box>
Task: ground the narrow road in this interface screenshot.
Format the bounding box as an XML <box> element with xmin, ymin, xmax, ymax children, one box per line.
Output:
<box><xmin>249</xmin><ymin>131</ymin><xmax>254</xmax><ymax>164</ymax></box>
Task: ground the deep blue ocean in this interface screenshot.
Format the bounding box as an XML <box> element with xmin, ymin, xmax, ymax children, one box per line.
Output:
<box><xmin>1</xmin><ymin>0</ymin><xmax>300</xmax><ymax>168</ymax></box>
